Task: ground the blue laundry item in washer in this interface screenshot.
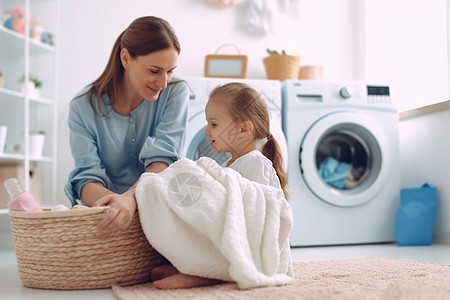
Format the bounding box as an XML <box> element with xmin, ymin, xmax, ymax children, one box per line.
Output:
<box><xmin>318</xmin><ymin>157</ymin><xmax>350</xmax><ymax>189</ymax></box>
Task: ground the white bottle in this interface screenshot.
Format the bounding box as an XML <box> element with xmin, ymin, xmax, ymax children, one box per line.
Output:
<box><xmin>4</xmin><ymin>178</ymin><xmax>42</xmax><ymax>212</ymax></box>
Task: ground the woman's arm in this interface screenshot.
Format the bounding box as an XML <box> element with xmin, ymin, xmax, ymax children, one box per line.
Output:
<box><xmin>80</xmin><ymin>182</ymin><xmax>114</xmax><ymax>207</ymax></box>
<box><xmin>93</xmin><ymin>188</ymin><xmax>137</xmax><ymax>231</ymax></box>
<box><xmin>65</xmin><ymin>95</ymin><xmax>113</xmax><ymax>205</ymax></box>
<box><xmin>93</xmin><ymin>161</ymin><xmax>168</xmax><ymax>231</ymax></box>
<box><xmin>139</xmin><ymin>81</ymin><xmax>189</xmax><ymax>167</ymax></box>
<box><xmin>146</xmin><ymin>161</ymin><xmax>169</xmax><ymax>173</ymax></box>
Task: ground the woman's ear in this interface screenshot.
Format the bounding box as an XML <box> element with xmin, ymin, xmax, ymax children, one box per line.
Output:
<box><xmin>120</xmin><ymin>48</ymin><xmax>130</xmax><ymax>70</ymax></box>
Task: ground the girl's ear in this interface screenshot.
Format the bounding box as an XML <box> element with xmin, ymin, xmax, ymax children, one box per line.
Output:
<box><xmin>240</xmin><ymin>120</ymin><xmax>254</xmax><ymax>136</ymax></box>
<box><xmin>120</xmin><ymin>48</ymin><xmax>130</xmax><ymax>70</ymax></box>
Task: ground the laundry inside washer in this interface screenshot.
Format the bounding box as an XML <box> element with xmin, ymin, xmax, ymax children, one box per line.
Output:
<box><xmin>316</xmin><ymin>129</ymin><xmax>373</xmax><ymax>190</ymax></box>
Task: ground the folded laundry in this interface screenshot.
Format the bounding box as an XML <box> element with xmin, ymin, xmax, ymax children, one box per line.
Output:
<box><xmin>318</xmin><ymin>156</ymin><xmax>350</xmax><ymax>189</ymax></box>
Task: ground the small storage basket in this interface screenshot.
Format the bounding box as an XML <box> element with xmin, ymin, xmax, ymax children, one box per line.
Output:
<box><xmin>9</xmin><ymin>206</ymin><xmax>165</xmax><ymax>290</ymax></box>
<box><xmin>263</xmin><ymin>55</ymin><xmax>300</xmax><ymax>81</ymax></box>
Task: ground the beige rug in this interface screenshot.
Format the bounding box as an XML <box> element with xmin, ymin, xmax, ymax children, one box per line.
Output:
<box><xmin>112</xmin><ymin>256</ymin><xmax>450</xmax><ymax>300</ymax></box>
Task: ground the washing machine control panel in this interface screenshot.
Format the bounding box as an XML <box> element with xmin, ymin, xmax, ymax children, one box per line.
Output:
<box><xmin>366</xmin><ymin>85</ymin><xmax>391</xmax><ymax>104</ymax></box>
<box><xmin>283</xmin><ymin>81</ymin><xmax>391</xmax><ymax>105</ymax></box>
<box><xmin>339</xmin><ymin>87</ymin><xmax>353</xmax><ymax>99</ymax></box>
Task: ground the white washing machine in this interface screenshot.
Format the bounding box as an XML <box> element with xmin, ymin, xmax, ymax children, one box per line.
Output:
<box><xmin>282</xmin><ymin>80</ymin><xmax>400</xmax><ymax>247</ymax></box>
<box><xmin>181</xmin><ymin>76</ymin><xmax>287</xmax><ymax>167</ymax></box>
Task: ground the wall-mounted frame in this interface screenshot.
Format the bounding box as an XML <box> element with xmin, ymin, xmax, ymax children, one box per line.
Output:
<box><xmin>204</xmin><ymin>54</ymin><xmax>247</xmax><ymax>78</ymax></box>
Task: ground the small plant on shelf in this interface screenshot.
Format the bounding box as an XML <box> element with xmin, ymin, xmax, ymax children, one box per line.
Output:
<box><xmin>19</xmin><ymin>75</ymin><xmax>43</xmax><ymax>97</ymax></box>
<box><xmin>19</xmin><ymin>75</ymin><xmax>43</xmax><ymax>89</ymax></box>
<box><xmin>263</xmin><ymin>49</ymin><xmax>300</xmax><ymax>81</ymax></box>
<box><xmin>30</xmin><ymin>130</ymin><xmax>46</xmax><ymax>135</ymax></box>
<box><xmin>266</xmin><ymin>49</ymin><xmax>287</xmax><ymax>56</ymax></box>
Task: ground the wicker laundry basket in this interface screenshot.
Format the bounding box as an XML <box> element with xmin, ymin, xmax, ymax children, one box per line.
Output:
<box><xmin>9</xmin><ymin>206</ymin><xmax>165</xmax><ymax>290</ymax></box>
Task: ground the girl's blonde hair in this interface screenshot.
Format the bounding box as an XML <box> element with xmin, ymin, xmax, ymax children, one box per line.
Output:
<box><xmin>209</xmin><ymin>82</ymin><xmax>289</xmax><ymax>193</ymax></box>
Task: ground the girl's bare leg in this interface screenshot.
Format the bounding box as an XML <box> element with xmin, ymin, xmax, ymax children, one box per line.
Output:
<box><xmin>150</xmin><ymin>265</ymin><xmax>178</xmax><ymax>281</ymax></box>
<box><xmin>152</xmin><ymin>272</ymin><xmax>223</xmax><ymax>290</ymax></box>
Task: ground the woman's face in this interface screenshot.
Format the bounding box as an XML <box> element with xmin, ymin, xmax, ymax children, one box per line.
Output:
<box><xmin>122</xmin><ymin>47</ymin><xmax>178</xmax><ymax>101</ymax></box>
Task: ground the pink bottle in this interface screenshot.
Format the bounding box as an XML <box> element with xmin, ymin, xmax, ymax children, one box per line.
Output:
<box><xmin>4</xmin><ymin>177</ymin><xmax>42</xmax><ymax>212</ymax></box>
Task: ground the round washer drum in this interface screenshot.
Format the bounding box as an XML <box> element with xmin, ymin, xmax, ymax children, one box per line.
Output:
<box><xmin>188</xmin><ymin>125</ymin><xmax>231</xmax><ymax>165</ymax></box>
<box><xmin>300</xmin><ymin>111</ymin><xmax>390</xmax><ymax>207</ymax></box>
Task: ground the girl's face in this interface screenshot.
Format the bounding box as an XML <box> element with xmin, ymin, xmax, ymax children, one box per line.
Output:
<box><xmin>122</xmin><ymin>47</ymin><xmax>178</xmax><ymax>101</ymax></box>
<box><xmin>204</xmin><ymin>95</ymin><xmax>243</xmax><ymax>155</ymax></box>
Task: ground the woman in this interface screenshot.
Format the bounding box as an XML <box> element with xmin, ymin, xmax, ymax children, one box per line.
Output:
<box><xmin>64</xmin><ymin>16</ymin><xmax>189</xmax><ymax>231</ymax></box>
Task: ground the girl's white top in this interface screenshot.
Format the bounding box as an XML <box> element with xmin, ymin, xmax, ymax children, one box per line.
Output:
<box><xmin>224</xmin><ymin>150</ymin><xmax>281</xmax><ymax>189</ymax></box>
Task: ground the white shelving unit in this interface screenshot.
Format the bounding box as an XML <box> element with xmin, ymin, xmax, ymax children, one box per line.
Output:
<box><xmin>0</xmin><ymin>0</ymin><xmax>59</xmax><ymax>211</ymax></box>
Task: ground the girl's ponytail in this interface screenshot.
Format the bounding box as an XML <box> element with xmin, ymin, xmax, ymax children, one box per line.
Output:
<box><xmin>262</xmin><ymin>134</ymin><xmax>290</xmax><ymax>194</ymax></box>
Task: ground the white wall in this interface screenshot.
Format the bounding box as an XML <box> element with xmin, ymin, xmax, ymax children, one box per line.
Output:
<box><xmin>399</xmin><ymin>111</ymin><xmax>450</xmax><ymax>243</ymax></box>
<box><xmin>364</xmin><ymin>0</ymin><xmax>448</xmax><ymax>112</ymax></box>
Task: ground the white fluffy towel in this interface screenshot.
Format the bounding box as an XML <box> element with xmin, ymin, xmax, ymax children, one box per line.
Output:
<box><xmin>136</xmin><ymin>157</ymin><xmax>294</xmax><ymax>289</ymax></box>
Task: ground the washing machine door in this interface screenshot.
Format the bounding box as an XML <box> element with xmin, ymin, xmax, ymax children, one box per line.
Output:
<box><xmin>300</xmin><ymin>111</ymin><xmax>390</xmax><ymax>207</ymax></box>
<box><xmin>185</xmin><ymin>110</ymin><xmax>231</xmax><ymax>165</ymax></box>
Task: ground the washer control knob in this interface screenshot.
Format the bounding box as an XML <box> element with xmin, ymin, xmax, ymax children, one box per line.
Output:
<box><xmin>339</xmin><ymin>87</ymin><xmax>353</xmax><ymax>99</ymax></box>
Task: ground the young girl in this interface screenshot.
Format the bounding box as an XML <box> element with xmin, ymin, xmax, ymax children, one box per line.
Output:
<box><xmin>150</xmin><ymin>82</ymin><xmax>289</xmax><ymax>289</ymax></box>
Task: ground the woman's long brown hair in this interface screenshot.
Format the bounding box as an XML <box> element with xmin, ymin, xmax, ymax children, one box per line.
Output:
<box><xmin>87</xmin><ymin>16</ymin><xmax>181</xmax><ymax>115</ymax></box>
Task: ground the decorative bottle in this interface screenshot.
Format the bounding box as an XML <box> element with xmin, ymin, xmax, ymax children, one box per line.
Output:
<box><xmin>3</xmin><ymin>177</ymin><xmax>42</xmax><ymax>212</ymax></box>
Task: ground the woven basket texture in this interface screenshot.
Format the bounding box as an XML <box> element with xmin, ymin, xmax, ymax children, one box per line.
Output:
<box><xmin>298</xmin><ymin>65</ymin><xmax>324</xmax><ymax>80</ymax></box>
<box><xmin>263</xmin><ymin>55</ymin><xmax>300</xmax><ymax>81</ymax></box>
<box><xmin>9</xmin><ymin>207</ymin><xmax>165</xmax><ymax>290</ymax></box>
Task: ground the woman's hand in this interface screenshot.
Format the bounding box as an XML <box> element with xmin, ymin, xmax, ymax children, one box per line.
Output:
<box><xmin>93</xmin><ymin>189</ymin><xmax>137</xmax><ymax>232</ymax></box>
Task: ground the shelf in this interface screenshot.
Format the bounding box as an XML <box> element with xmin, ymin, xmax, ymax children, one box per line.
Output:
<box><xmin>0</xmin><ymin>26</ymin><xmax>25</xmax><ymax>58</ymax></box>
<box><xmin>0</xmin><ymin>87</ymin><xmax>24</xmax><ymax>99</ymax></box>
<box><xmin>0</xmin><ymin>0</ymin><xmax>59</xmax><ymax>208</ymax></box>
<box><xmin>30</xmin><ymin>95</ymin><xmax>53</xmax><ymax>105</ymax></box>
<box><xmin>0</xmin><ymin>25</ymin><xmax>25</xmax><ymax>41</ymax></box>
<box><xmin>0</xmin><ymin>154</ymin><xmax>53</xmax><ymax>163</ymax></box>
<box><xmin>0</xmin><ymin>26</ymin><xmax>54</xmax><ymax>54</ymax></box>
<box><xmin>30</xmin><ymin>38</ymin><xmax>55</xmax><ymax>53</ymax></box>
<box><xmin>0</xmin><ymin>88</ymin><xmax>53</xmax><ymax>105</ymax></box>
<box><xmin>0</xmin><ymin>153</ymin><xmax>25</xmax><ymax>163</ymax></box>
<box><xmin>29</xmin><ymin>155</ymin><xmax>53</xmax><ymax>163</ymax></box>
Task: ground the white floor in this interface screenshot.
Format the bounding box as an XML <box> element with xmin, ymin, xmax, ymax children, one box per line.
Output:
<box><xmin>1</xmin><ymin>243</ymin><xmax>450</xmax><ymax>299</ymax></box>
<box><xmin>290</xmin><ymin>243</ymin><xmax>450</xmax><ymax>264</ymax></box>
